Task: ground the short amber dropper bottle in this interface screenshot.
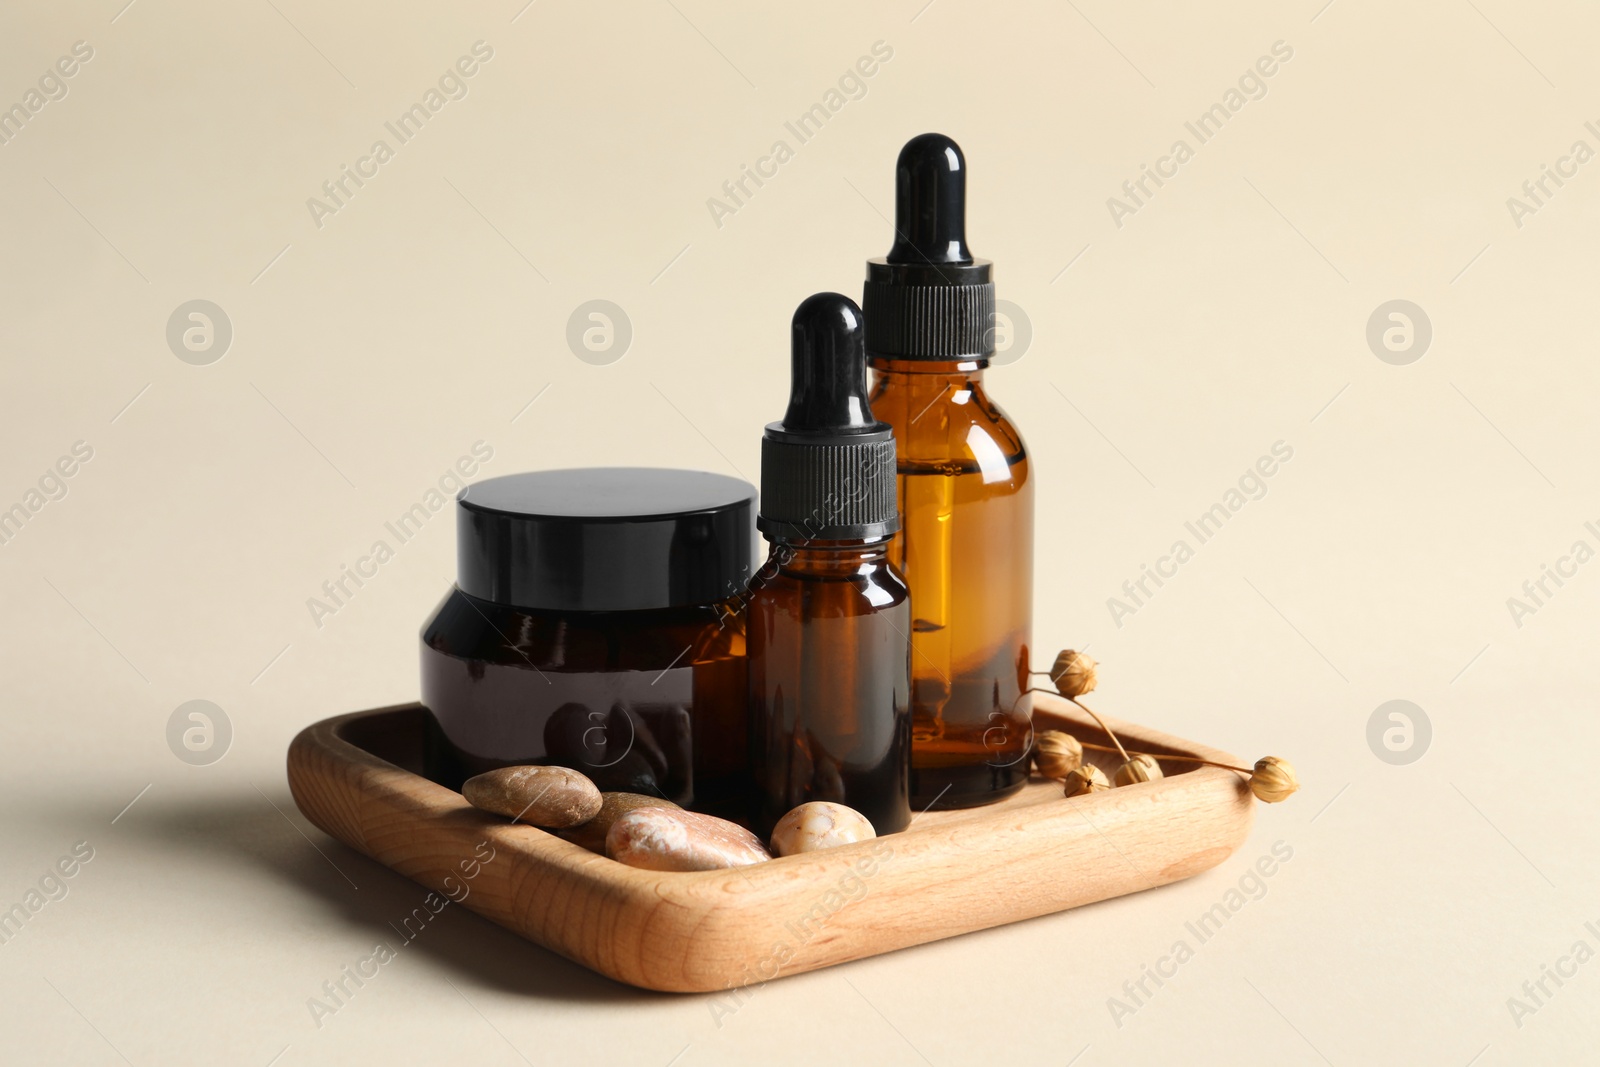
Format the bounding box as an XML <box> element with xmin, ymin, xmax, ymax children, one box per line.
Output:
<box><xmin>863</xmin><ymin>134</ymin><xmax>1034</xmax><ymax>809</ymax></box>
<box><xmin>746</xmin><ymin>293</ymin><xmax>913</xmax><ymax>837</ymax></box>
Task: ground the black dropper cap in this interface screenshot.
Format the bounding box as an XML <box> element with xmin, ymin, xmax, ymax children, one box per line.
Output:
<box><xmin>758</xmin><ymin>294</ymin><xmax>899</xmax><ymax>542</ymax></box>
<box><xmin>863</xmin><ymin>133</ymin><xmax>996</xmax><ymax>361</ymax></box>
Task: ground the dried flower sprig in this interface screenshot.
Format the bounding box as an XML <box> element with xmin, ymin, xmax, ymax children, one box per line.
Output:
<box><xmin>1031</xmin><ymin>730</ymin><xmax>1083</xmax><ymax>779</ymax></box>
<box><xmin>1071</xmin><ymin>739</ymin><xmax>1299</xmax><ymax>803</ymax></box>
<box><xmin>1112</xmin><ymin>753</ymin><xmax>1163</xmax><ymax>786</ymax></box>
<box><xmin>1062</xmin><ymin>764</ymin><xmax>1110</xmax><ymax>797</ymax></box>
<box><xmin>1247</xmin><ymin>756</ymin><xmax>1298</xmax><ymax>803</ymax></box>
<box><xmin>1047</xmin><ymin>649</ymin><xmax>1097</xmax><ymax>699</ymax></box>
<box><xmin>1027</xmin><ymin>648</ymin><xmax>1299</xmax><ymax>804</ymax></box>
<box><xmin>1024</xmin><ymin>650</ymin><xmax>1129</xmax><ymax>761</ymax></box>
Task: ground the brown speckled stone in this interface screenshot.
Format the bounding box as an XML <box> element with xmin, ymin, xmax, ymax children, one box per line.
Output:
<box><xmin>561</xmin><ymin>792</ymin><xmax>681</xmax><ymax>855</ymax></box>
<box><xmin>606</xmin><ymin>808</ymin><xmax>770</xmax><ymax>872</ymax></box>
<box><xmin>768</xmin><ymin>801</ymin><xmax>876</xmax><ymax>857</ymax></box>
<box><xmin>462</xmin><ymin>765</ymin><xmax>602</xmax><ymax>828</ymax></box>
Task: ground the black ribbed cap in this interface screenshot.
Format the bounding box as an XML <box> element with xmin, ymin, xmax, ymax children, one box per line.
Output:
<box><xmin>863</xmin><ymin>133</ymin><xmax>995</xmax><ymax>361</ymax></box>
<box><xmin>759</xmin><ymin>294</ymin><xmax>898</xmax><ymax>542</ymax></box>
<box><xmin>456</xmin><ymin>468</ymin><xmax>757</xmax><ymax>612</ymax></box>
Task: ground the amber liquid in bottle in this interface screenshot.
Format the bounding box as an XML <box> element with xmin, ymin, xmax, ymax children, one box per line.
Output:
<box><xmin>869</xmin><ymin>358</ymin><xmax>1033</xmax><ymax>807</ymax></box>
<box><xmin>747</xmin><ymin>540</ymin><xmax>913</xmax><ymax>836</ymax></box>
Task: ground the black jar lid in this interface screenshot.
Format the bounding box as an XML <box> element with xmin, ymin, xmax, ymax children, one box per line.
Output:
<box><xmin>456</xmin><ymin>468</ymin><xmax>758</xmax><ymax>613</ymax></box>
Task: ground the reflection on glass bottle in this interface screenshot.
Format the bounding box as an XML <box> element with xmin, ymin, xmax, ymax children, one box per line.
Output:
<box><xmin>863</xmin><ymin>134</ymin><xmax>1034</xmax><ymax>808</ymax></box>
<box><xmin>747</xmin><ymin>293</ymin><xmax>912</xmax><ymax>836</ymax></box>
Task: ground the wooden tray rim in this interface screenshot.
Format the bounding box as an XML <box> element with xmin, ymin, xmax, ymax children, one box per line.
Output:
<box><xmin>286</xmin><ymin>692</ymin><xmax>1256</xmax><ymax>991</ymax></box>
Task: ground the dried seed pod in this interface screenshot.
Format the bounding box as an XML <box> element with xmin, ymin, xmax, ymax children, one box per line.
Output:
<box><xmin>1062</xmin><ymin>764</ymin><xmax>1110</xmax><ymax>797</ymax></box>
<box><xmin>1249</xmin><ymin>756</ymin><xmax>1298</xmax><ymax>803</ymax></box>
<box><xmin>1050</xmin><ymin>650</ymin><xmax>1098</xmax><ymax>698</ymax></box>
<box><xmin>1032</xmin><ymin>730</ymin><xmax>1084</xmax><ymax>779</ymax></box>
<box><xmin>1112</xmin><ymin>754</ymin><xmax>1164</xmax><ymax>787</ymax></box>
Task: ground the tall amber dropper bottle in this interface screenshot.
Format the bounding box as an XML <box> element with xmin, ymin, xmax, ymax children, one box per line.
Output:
<box><xmin>863</xmin><ymin>133</ymin><xmax>1033</xmax><ymax>808</ymax></box>
<box><xmin>747</xmin><ymin>293</ymin><xmax>913</xmax><ymax>837</ymax></box>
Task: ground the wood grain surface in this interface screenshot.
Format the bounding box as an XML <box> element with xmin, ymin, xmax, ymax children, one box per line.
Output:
<box><xmin>286</xmin><ymin>692</ymin><xmax>1254</xmax><ymax>992</ymax></box>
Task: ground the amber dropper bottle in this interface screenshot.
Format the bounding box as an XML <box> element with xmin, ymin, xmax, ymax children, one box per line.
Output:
<box><xmin>747</xmin><ymin>293</ymin><xmax>912</xmax><ymax>837</ymax></box>
<box><xmin>863</xmin><ymin>133</ymin><xmax>1034</xmax><ymax>809</ymax></box>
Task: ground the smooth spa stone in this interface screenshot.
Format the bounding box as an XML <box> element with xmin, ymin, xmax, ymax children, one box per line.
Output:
<box><xmin>768</xmin><ymin>801</ymin><xmax>877</xmax><ymax>857</ymax></box>
<box><xmin>605</xmin><ymin>808</ymin><xmax>771</xmax><ymax>872</ymax></box>
<box><xmin>462</xmin><ymin>765</ymin><xmax>603</xmax><ymax>828</ymax></box>
<box><xmin>561</xmin><ymin>792</ymin><xmax>681</xmax><ymax>855</ymax></box>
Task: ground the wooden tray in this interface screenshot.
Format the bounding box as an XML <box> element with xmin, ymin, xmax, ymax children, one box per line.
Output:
<box><xmin>286</xmin><ymin>692</ymin><xmax>1254</xmax><ymax>993</ymax></box>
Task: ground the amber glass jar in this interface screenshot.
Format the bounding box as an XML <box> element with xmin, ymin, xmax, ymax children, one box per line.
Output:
<box><xmin>419</xmin><ymin>468</ymin><xmax>756</xmax><ymax>816</ymax></box>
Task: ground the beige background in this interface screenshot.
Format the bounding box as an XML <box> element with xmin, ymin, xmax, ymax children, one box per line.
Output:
<box><xmin>3</xmin><ymin>0</ymin><xmax>1598</xmax><ymax>1063</ymax></box>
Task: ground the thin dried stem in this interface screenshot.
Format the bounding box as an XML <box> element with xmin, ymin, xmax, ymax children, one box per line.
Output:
<box><xmin>1067</xmin><ymin>697</ymin><xmax>1130</xmax><ymax>762</ymax></box>
<box><xmin>1076</xmin><ymin>739</ymin><xmax>1251</xmax><ymax>776</ymax></box>
<box><xmin>1019</xmin><ymin>686</ymin><xmax>1130</xmax><ymax>762</ymax></box>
